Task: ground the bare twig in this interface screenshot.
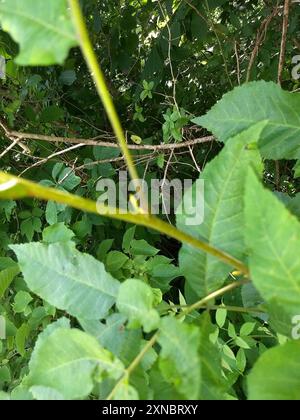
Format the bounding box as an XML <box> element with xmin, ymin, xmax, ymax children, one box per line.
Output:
<box><xmin>0</xmin><ymin>120</ymin><xmax>31</xmax><ymax>155</ymax></box>
<box><xmin>19</xmin><ymin>143</ymin><xmax>85</xmax><ymax>176</ymax></box>
<box><xmin>278</xmin><ymin>0</ymin><xmax>291</xmax><ymax>85</ymax></box>
<box><xmin>0</xmin><ymin>122</ymin><xmax>214</xmax><ymax>151</ymax></box>
<box><xmin>234</xmin><ymin>41</ymin><xmax>241</xmax><ymax>85</ymax></box>
<box><xmin>247</xmin><ymin>7</ymin><xmax>279</xmax><ymax>82</ymax></box>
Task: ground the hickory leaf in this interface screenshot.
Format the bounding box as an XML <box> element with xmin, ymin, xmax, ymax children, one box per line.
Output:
<box><xmin>248</xmin><ymin>341</ymin><xmax>300</xmax><ymax>400</ymax></box>
<box><xmin>245</xmin><ymin>169</ymin><xmax>300</xmax><ymax>336</ymax></box>
<box><xmin>194</xmin><ymin>81</ymin><xmax>300</xmax><ymax>160</ymax></box>
<box><xmin>177</xmin><ymin>122</ymin><xmax>264</xmax><ymax>297</ymax></box>
<box><xmin>0</xmin><ymin>0</ymin><xmax>77</xmax><ymax>65</ymax></box>
<box><xmin>10</xmin><ymin>242</ymin><xmax>120</xmax><ymax>320</ymax></box>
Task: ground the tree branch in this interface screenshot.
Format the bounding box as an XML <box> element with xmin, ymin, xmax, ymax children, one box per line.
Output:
<box><xmin>0</xmin><ymin>121</ymin><xmax>214</xmax><ymax>151</ymax></box>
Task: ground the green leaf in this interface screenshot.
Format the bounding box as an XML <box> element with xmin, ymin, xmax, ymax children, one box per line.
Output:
<box><xmin>0</xmin><ymin>264</ymin><xmax>20</xmax><ymax>298</ymax></box>
<box><xmin>113</xmin><ymin>380</ymin><xmax>139</xmax><ymax>400</ymax></box>
<box><xmin>177</xmin><ymin>123</ymin><xmax>264</xmax><ymax>297</ymax></box>
<box><xmin>198</xmin><ymin>313</ymin><xmax>227</xmax><ymax>400</ymax></box>
<box><xmin>0</xmin><ymin>392</ymin><xmax>10</xmax><ymax>400</ymax></box>
<box><xmin>240</xmin><ymin>322</ymin><xmax>256</xmax><ymax>337</ymax></box>
<box><xmin>26</xmin><ymin>327</ymin><xmax>124</xmax><ymax>400</ymax></box>
<box><xmin>130</xmin><ymin>239</ymin><xmax>159</xmax><ymax>257</ymax></box>
<box><xmin>106</xmin><ymin>251</ymin><xmax>129</xmax><ymax>272</ymax></box>
<box><xmin>20</xmin><ymin>219</ymin><xmax>34</xmax><ymax>241</ymax></box>
<box><xmin>216</xmin><ymin>308</ymin><xmax>227</xmax><ymax>328</ymax></box>
<box><xmin>0</xmin><ymin>0</ymin><xmax>77</xmax><ymax>66</ymax></box>
<box><xmin>0</xmin><ymin>366</ymin><xmax>10</xmax><ymax>383</ymax></box>
<box><xmin>194</xmin><ymin>81</ymin><xmax>300</xmax><ymax>159</ymax></box>
<box><xmin>0</xmin><ymin>199</ymin><xmax>16</xmax><ymax>220</ymax></box>
<box><xmin>247</xmin><ymin>341</ymin><xmax>300</xmax><ymax>400</ymax></box>
<box><xmin>16</xmin><ymin>323</ymin><xmax>29</xmax><ymax>356</ymax></box>
<box><xmin>245</xmin><ymin>169</ymin><xmax>300</xmax><ymax>336</ymax></box>
<box><xmin>131</xmin><ymin>135</ymin><xmax>142</xmax><ymax>145</ymax></box>
<box><xmin>45</xmin><ymin>201</ymin><xmax>58</xmax><ymax>226</ymax></box>
<box><xmin>294</xmin><ymin>160</ymin><xmax>300</xmax><ymax>178</ymax></box>
<box><xmin>122</xmin><ymin>226</ymin><xmax>136</xmax><ymax>254</ymax></box>
<box><xmin>42</xmin><ymin>223</ymin><xmax>75</xmax><ymax>243</ymax></box>
<box><xmin>30</xmin><ymin>386</ymin><xmax>64</xmax><ymax>401</ymax></box>
<box><xmin>116</xmin><ymin>279</ymin><xmax>160</xmax><ymax>333</ymax></box>
<box><xmin>59</xmin><ymin>69</ymin><xmax>76</xmax><ymax>86</ymax></box>
<box><xmin>10</xmin><ymin>242</ymin><xmax>120</xmax><ymax>320</ymax></box>
<box><xmin>97</xmin><ymin>239</ymin><xmax>114</xmax><ymax>262</ymax></box>
<box><xmin>13</xmin><ymin>291</ymin><xmax>33</xmax><ymax>313</ymax></box>
<box><xmin>55</xmin><ymin>166</ymin><xmax>81</xmax><ymax>191</ymax></box>
<box><xmin>80</xmin><ymin>314</ymin><xmax>142</xmax><ymax>365</ymax></box>
<box><xmin>40</xmin><ymin>106</ymin><xmax>64</xmax><ymax>123</ymax></box>
<box><xmin>158</xmin><ymin>316</ymin><xmax>201</xmax><ymax>399</ymax></box>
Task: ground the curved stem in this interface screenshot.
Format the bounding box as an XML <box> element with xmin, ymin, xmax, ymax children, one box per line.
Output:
<box><xmin>68</xmin><ymin>0</ymin><xmax>139</xmax><ymax>185</ymax></box>
<box><xmin>0</xmin><ymin>172</ymin><xmax>249</xmax><ymax>276</ymax></box>
<box><xmin>106</xmin><ymin>278</ymin><xmax>249</xmax><ymax>400</ymax></box>
<box><xmin>106</xmin><ymin>333</ymin><xmax>158</xmax><ymax>400</ymax></box>
<box><xmin>178</xmin><ymin>279</ymin><xmax>250</xmax><ymax>319</ymax></box>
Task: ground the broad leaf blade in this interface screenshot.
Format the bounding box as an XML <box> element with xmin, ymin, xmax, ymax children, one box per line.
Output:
<box><xmin>177</xmin><ymin>123</ymin><xmax>264</xmax><ymax>297</ymax></box>
<box><xmin>26</xmin><ymin>327</ymin><xmax>124</xmax><ymax>400</ymax></box>
<box><xmin>198</xmin><ymin>313</ymin><xmax>227</xmax><ymax>400</ymax></box>
<box><xmin>245</xmin><ymin>169</ymin><xmax>300</xmax><ymax>336</ymax></box>
<box><xmin>0</xmin><ymin>265</ymin><xmax>20</xmax><ymax>298</ymax></box>
<box><xmin>10</xmin><ymin>242</ymin><xmax>120</xmax><ymax>320</ymax></box>
<box><xmin>0</xmin><ymin>0</ymin><xmax>77</xmax><ymax>65</ymax></box>
<box><xmin>158</xmin><ymin>316</ymin><xmax>201</xmax><ymax>399</ymax></box>
<box><xmin>116</xmin><ymin>279</ymin><xmax>160</xmax><ymax>333</ymax></box>
<box><xmin>247</xmin><ymin>341</ymin><xmax>300</xmax><ymax>400</ymax></box>
<box><xmin>194</xmin><ymin>81</ymin><xmax>300</xmax><ymax>159</ymax></box>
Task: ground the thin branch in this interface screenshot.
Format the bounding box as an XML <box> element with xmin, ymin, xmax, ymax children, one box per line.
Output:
<box><xmin>234</xmin><ymin>41</ymin><xmax>241</xmax><ymax>86</ymax></box>
<box><xmin>179</xmin><ymin>279</ymin><xmax>250</xmax><ymax>319</ymax></box>
<box><xmin>246</xmin><ymin>7</ymin><xmax>279</xmax><ymax>82</ymax></box>
<box><xmin>106</xmin><ymin>333</ymin><xmax>158</xmax><ymax>400</ymax></box>
<box><xmin>278</xmin><ymin>0</ymin><xmax>291</xmax><ymax>85</ymax></box>
<box><xmin>0</xmin><ymin>120</ymin><xmax>31</xmax><ymax>155</ymax></box>
<box><xmin>19</xmin><ymin>143</ymin><xmax>85</xmax><ymax>176</ymax></box>
<box><xmin>0</xmin><ymin>123</ymin><xmax>214</xmax><ymax>151</ymax></box>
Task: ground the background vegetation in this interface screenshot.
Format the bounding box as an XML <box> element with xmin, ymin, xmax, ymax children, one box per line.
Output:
<box><xmin>0</xmin><ymin>0</ymin><xmax>300</xmax><ymax>400</ymax></box>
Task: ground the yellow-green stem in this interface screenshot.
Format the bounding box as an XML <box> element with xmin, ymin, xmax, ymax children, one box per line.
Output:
<box><xmin>68</xmin><ymin>0</ymin><xmax>139</xmax><ymax>184</ymax></box>
<box><xmin>0</xmin><ymin>172</ymin><xmax>249</xmax><ymax>275</ymax></box>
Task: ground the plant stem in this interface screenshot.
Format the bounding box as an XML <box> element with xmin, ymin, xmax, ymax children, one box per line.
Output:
<box><xmin>167</xmin><ymin>303</ymin><xmax>266</xmax><ymax>315</ymax></box>
<box><xmin>0</xmin><ymin>172</ymin><xmax>249</xmax><ymax>276</ymax></box>
<box><xmin>106</xmin><ymin>279</ymin><xmax>249</xmax><ymax>400</ymax></box>
<box><xmin>178</xmin><ymin>279</ymin><xmax>250</xmax><ymax>319</ymax></box>
<box><xmin>106</xmin><ymin>333</ymin><xmax>158</xmax><ymax>400</ymax></box>
<box><xmin>68</xmin><ymin>0</ymin><xmax>139</xmax><ymax>185</ymax></box>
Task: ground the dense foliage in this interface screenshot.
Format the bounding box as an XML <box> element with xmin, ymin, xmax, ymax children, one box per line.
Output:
<box><xmin>0</xmin><ymin>0</ymin><xmax>300</xmax><ymax>401</ymax></box>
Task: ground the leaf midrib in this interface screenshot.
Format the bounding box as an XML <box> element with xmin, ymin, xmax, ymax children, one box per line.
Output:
<box><xmin>0</xmin><ymin>6</ymin><xmax>76</xmax><ymax>41</ymax></box>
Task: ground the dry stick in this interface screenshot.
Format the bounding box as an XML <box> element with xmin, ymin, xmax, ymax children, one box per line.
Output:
<box><xmin>0</xmin><ymin>121</ymin><xmax>31</xmax><ymax>155</ymax></box>
<box><xmin>1</xmin><ymin>125</ymin><xmax>214</xmax><ymax>151</ymax></box>
<box><xmin>275</xmin><ymin>0</ymin><xmax>291</xmax><ymax>187</ymax></box>
<box><xmin>278</xmin><ymin>0</ymin><xmax>291</xmax><ymax>86</ymax></box>
<box><xmin>188</xmin><ymin>145</ymin><xmax>201</xmax><ymax>173</ymax></box>
<box><xmin>234</xmin><ymin>41</ymin><xmax>241</xmax><ymax>85</ymax></box>
<box><xmin>0</xmin><ymin>138</ymin><xmax>21</xmax><ymax>159</ymax></box>
<box><xmin>246</xmin><ymin>7</ymin><xmax>279</xmax><ymax>82</ymax></box>
<box><xmin>161</xmin><ymin>150</ymin><xmax>174</xmax><ymax>225</ymax></box>
<box><xmin>19</xmin><ymin>143</ymin><xmax>85</xmax><ymax>176</ymax></box>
